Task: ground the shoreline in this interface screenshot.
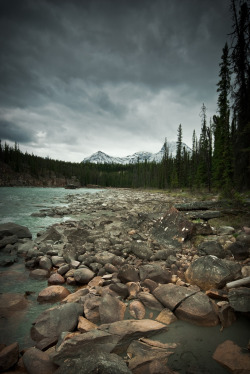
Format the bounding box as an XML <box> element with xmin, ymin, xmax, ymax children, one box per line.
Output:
<box><xmin>0</xmin><ymin>188</ymin><xmax>249</xmax><ymax>373</ymax></box>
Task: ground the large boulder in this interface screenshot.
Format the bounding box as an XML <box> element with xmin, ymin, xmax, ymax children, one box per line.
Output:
<box><xmin>228</xmin><ymin>287</ymin><xmax>250</xmax><ymax>312</ymax></box>
<box><xmin>99</xmin><ymin>294</ymin><xmax>126</xmax><ymax>324</ymax></box>
<box><xmin>83</xmin><ymin>294</ymin><xmax>101</xmax><ymax>323</ymax></box>
<box><xmin>30</xmin><ymin>302</ymin><xmax>83</xmax><ymax>343</ymax></box>
<box><xmin>22</xmin><ymin>347</ymin><xmax>57</xmax><ymax>374</ymax></box>
<box><xmin>0</xmin><ymin>222</ymin><xmax>32</xmax><ymax>239</ymax></box>
<box><xmin>37</xmin><ymin>286</ymin><xmax>70</xmax><ymax>303</ymax></box>
<box><xmin>0</xmin><ymin>235</ymin><xmax>18</xmax><ymax>249</ymax></box>
<box><xmin>185</xmin><ymin>255</ymin><xmax>241</xmax><ymax>290</ymax></box>
<box><xmin>137</xmin><ymin>292</ymin><xmax>164</xmax><ymax>311</ymax></box>
<box><xmin>0</xmin><ymin>342</ymin><xmax>19</xmax><ymax>372</ymax></box>
<box><xmin>152</xmin><ymin>207</ymin><xmax>195</xmax><ymax>247</ymax></box>
<box><xmin>139</xmin><ymin>264</ymin><xmax>171</xmax><ymax>283</ymax></box>
<box><xmin>213</xmin><ymin>340</ymin><xmax>250</xmax><ymax>373</ymax></box>
<box><xmin>175</xmin><ymin>291</ymin><xmax>219</xmax><ymax>326</ymax></box>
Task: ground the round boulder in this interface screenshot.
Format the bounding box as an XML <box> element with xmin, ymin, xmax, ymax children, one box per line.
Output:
<box><xmin>74</xmin><ymin>268</ymin><xmax>95</xmax><ymax>284</ymax></box>
<box><xmin>48</xmin><ymin>273</ymin><xmax>65</xmax><ymax>285</ymax></box>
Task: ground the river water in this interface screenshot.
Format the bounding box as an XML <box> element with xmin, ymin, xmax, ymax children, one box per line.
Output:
<box><xmin>0</xmin><ymin>187</ymin><xmax>249</xmax><ymax>373</ymax></box>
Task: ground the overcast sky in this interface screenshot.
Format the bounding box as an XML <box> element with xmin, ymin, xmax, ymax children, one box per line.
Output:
<box><xmin>0</xmin><ymin>0</ymin><xmax>232</xmax><ymax>162</ymax></box>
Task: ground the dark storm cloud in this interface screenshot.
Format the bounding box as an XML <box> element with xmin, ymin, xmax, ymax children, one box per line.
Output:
<box><xmin>0</xmin><ymin>0</ymin><xmax>232</xmax><ymax>161</ymax></box>
<box><xmin>0</xmin><ymin>120</ymin><xmax>35</xmax><ymax>143</ymax></box>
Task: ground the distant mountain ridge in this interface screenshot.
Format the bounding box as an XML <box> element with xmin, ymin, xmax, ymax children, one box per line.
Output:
<box><xmin>82</xmin><ymin>141</ymin><xmax>191</xmax><ymax>164</ymax></box>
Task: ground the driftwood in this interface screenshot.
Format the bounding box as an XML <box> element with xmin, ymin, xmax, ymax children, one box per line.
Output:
<box><xmin>226</xmin><ymin>277</ymin><xmax>250</xmax><ymax>289</ymax></box>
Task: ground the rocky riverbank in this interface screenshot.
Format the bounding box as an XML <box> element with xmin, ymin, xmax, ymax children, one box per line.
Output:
<box><xmin>0</xmin><ymin>189</ymin><xmax>250</xmax><ymax>373</ymax></box>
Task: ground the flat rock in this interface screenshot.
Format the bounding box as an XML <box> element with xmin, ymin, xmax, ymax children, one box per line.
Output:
<box><xmin>156</xmin><ymin>309</ymin><xmax>177</xmax><ymax>325</ymax></box>
<box><xmin>37</xmin><ymin>285</ymin><xmax>70</xmax><ymax>303</ymax></box>
<box><xmin>22</xmin><ymin>347</ymin><xmax>57</xmax><ymax>374</ymax></box>
<box><xmin>29</xmin><ymin>269</ymin><xmax>49</xmax><ymax>279</ymax></box>
<box><xmin>0</xmin><ymin>342</ymin><xmax>19</xmax><ymax>372</ymax></box>
<box><xmin>153</xmin><ymin>284</ymin><xmax>197</xmax><ymax>311</ymax></box>
<box><xmin>61</xmin><ymin>288</ymin><xmax>89</xmax><ymax>304</ymax></box>
<box><xmin>185</xmin><ymin>255</ymin><xmax>241</xmax><ymax>290</ymax></box>
<box><xmin>77</xmin><ymin>316</ymin><xmax>97</xmax><ymax>332</ymax></box>
<box><xmin>30</xmin><ymin>302</ymin><xmax>83</xmax><ymax>342</ymax></box>
<box><xmin>98</xmin><ymin>319</ymin><xmax>168</xmax><ymax>353</ymax></box>
<box><xmin>213</xmin><ymin>340</ymin><xmax>250</xmax><ymax>373</ymax></box>
<box><xmin>131</xmin><ymin>242</ymin><xmax>153</xmax><ymax>260</ymax></box>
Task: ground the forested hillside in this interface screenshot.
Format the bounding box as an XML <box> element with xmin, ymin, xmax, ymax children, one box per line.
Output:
<box><xmin>0</xmin><ymin>0</ymin><xmax>249</xmax><ymax>193</ymax></box>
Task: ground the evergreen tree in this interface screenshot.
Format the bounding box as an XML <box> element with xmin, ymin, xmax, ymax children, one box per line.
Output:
<box><xmin>213</xmin><ymin>42</ymin><xmax>233</xmax><ymax>191</ymax></box>
<box><xmin>230</xmin><ymin>0</ymin><xmax>250</xmax><ymax>189</ymax></box>
<box><xmin>176</xmin><ymin>124</ymin><xmax>183</xmax><ymax>187</ymax></box>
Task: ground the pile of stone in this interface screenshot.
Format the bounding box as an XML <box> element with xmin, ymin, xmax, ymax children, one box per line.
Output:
<box><xmin>0</xmin><ymin>189</ymin><xmax>250</xmax><ymax>373</ymax></box>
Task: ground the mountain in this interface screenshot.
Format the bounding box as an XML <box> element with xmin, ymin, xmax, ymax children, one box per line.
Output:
<box><xmin>82</xmin><ymin>141</ymin><xmax>191</xmax><ymax>165</ymax></box>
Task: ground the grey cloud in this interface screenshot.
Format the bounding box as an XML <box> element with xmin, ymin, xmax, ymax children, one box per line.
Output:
<box><xmin>0</xmin><ymin>120</ymin><xmax>35</xmax><ymax>143</ymax></box>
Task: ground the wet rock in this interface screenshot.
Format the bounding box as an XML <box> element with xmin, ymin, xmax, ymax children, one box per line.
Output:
<box><xmin>151</xmin><ymin>247</ymin><xmax>175</xmax><ymax>261</ymax></box>
<box><xmin>0</xmin><ymin>342</ymin><xmax>19</xmax><ymax>372</ymax></box>
<box><xmin>228</xmin><ymin>287</ymin><xmax>250</xmax><ymax>312</ymax></box>
<box><xmin>48</xmin><ymin>273</ymin><xmax>65</xmax><ymax>285</ymax></box>
<box><xmin>217</xmin><ymin>304</ymin><xmax>236</xmax><ymax>327</ymax></box>
<box><xmin>117</xmin><ymin>264</ymin><xmax>140</xmax><ymax>283</ymax></box>
<box><xmin>198</xmin><ymin>240</ymin><xmax>225</xmax><ymax>258</ymax></box>
<box><xmin>0</xmin><ymin>234</ymin><xmax>18</xmax><ymax>249</ymax></box>
<box><xmin>22</xmin><ymin>347</ymin><xmax>57</xmax><ymax>374</ymax></box>
<box><xmin>185</xmin><ymin>255</ymin><xmax>241</xmax><ymax>290</ymax></box>
<box><xmin>0</xmin><ymin>222</ymin><xmax>32</xmax><ymax>239</ymax></box>
<box><xmin>174</xmin><ymin>291</ymin><xmax>219</xmax><ymax>326</ymax></box>
<box><xmin>153</xmin><ymin>284</ymin><xmax>197</xmax><ymax>311</ymax></box>
<box><xmin>39</xmin><ymin>256</ymin><xmax>52</xmax><ymax>271</ymax></box>
<box><xmin>30</xmin><ymin>302</ymin><xmax>83</xmax><ymax>343</ymax></box>
<box><xmin>54</xmin><ymin>350</ymin><xmax>132</xmax><ymax>374</ymax></box>
<box><xmin>156</xmin><ymin>308</ymin><xmax>177</xmax><ymax>325</ymax></box>
<box><xmin>127</xmin><ymin>282</ymin><xmax>141</xmax><ymax>299</ymax></box>
<box><xmin>127</xmin><ymin>339</ymin><xmax>176</xmax><ymax>373</ymax></box>
<box><xmin>99</xmin><ymin>294</ymin><xmax>126</xmax><ymax>324</ymax></box>
<box><xmin>129</xmin><ymin>300</ymin><xmax>146</xmax><ymax>319</ymax></box>
<box><xmin>213</xmin><ymin>340</ymin><xmax>250</xmax><ymax>373</ymax></box>
<box><xmin>29</xmin><ymin>269</ymin><xmax>49</xmax><ymax>279</ymax></box>
<box><xmin>152</xmin><ymin>207</ymin><xmax>195</xmax><ymax>247</ymax></box>
<box><xmin>0</xmin><ymin>254</ymin><xmax>17</xmax><ymax>266</ymax></box>
<box><xmin>138</xmin><ymin>292</ymin><xmax>164</xmax><ymax>311</ymax></box>
<box><xmin>0</xmin><ymin>293</ymin><xmax>28</xmax><ymax>317</ymax></box>
<box><xmin>51</xmin><ymin>330</ymin><xmax>117</xmax><ymax>365</ymax></box>
<box><xmin>77</xmin><ymin>316</ymin><xmax>97</xmax><ymax>332</ymax></box>
<box><xmin>73</xmin><ymin>267</ymin><xmax>95</xmax><ymax>284</ymax></box>
<box><xmin>37</xmin><ymin>285</ymin><xmax>70</xmax><ymax>303</ymax></box>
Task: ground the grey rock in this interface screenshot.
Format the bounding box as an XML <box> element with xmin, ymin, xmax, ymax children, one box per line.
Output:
<box><xmin>0</xmin><ymin>342</ymin><xmax>19</xmax><ymax>372</ymax></box>
<box><xmin>131</xmin><ymin>241</ymin><xmax>153</xmax><ymax>260</ymax></box>
<box><xmin>31</xmin><ymin>302</ymin><xmax>83</xmax><ymax>342</ymax></box>
<box><xmin>139</xmin><ymin>264</ymin><xmax>171</xmax><ymax>283</ymax></box>
<box><xmin>228</xmin><ymin>287</ymin><xmax>250</xmax><ymax>312</ymax></box>
<box><xmin>39</xmin><ymin>256</ymin><xmax>52</xmax><ymax>271</ymax></box>
<box><xmin>185</xmin><ymin>255</ymin><xmax>241</xmax><ymax>290</ymax></box>
<box><xmin>0</xmin><ymin>222</ymin><xmax>32</xmax><ymax>239</ymax></box>
<box><xmin>99</xmin><ymin>294</ymin><xmax>126</xmax><ymax>324</ymax></box>
<box><xmin>23</xmin><ymin>347</ymin><xmax>57</xmax><ymax>374</ymax></box>
<box><xmin>74</xmin><ymin>267</ymin><xmax>95</xmax><ymax>284</ymax></box>
<box><xmin>0</xmin><ymin>234</ymin><xmax>18</xmax><ymax>249</ymax></box>
<box><xmin>198</xmin><ymin>240</ymin><xmax>225</xmax><ymax>258</ymax></box>
<box><xmin>138</xmin><ymin>291</ymin><xmax>164</xmax><ymax>311</ymax></box>
<box><xmin>117</xmin><ymin>264</ymin><xmax>139</xmax><ymax>283</ymax></box>
<box><xmin>153</xmin><ymin>284</ymin><xmax>196</xmax><ymax>311</ymax></box>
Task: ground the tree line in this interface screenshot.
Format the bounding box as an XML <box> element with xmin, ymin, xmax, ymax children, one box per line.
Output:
<box><xmin>0</xmin><ymin>0</ymin><xmax>249</xmax><ymax>193</ymax></box>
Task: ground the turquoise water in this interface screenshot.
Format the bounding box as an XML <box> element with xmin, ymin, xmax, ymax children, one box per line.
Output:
<box><xmin>0</xmin><ymin>187</ymin><xmax>103</xmax><ymax>237</ymax></box>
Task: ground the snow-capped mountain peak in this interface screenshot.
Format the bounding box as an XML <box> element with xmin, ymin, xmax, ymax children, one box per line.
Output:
<box><xmin>82</xmin><ymin>141</ymin><xmax>191</xmax><ymax>164</ymax></box>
